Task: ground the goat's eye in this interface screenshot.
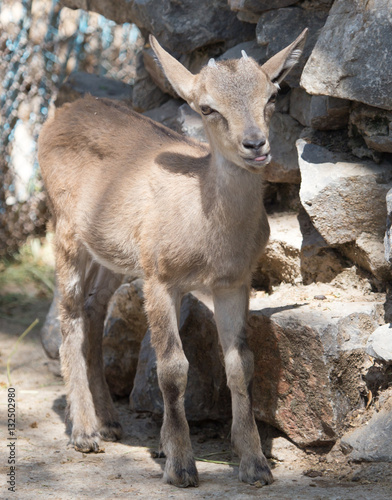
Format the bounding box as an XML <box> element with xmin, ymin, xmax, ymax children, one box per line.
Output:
<box><xmin>200</xmin><ymin>105</ymin><xmax>215</xmax><ymax>115</ymax></box>
<box><xmin>268</xmin><ymin>94</ymin><xmax>277</xmax><ymax>104</ymax></box>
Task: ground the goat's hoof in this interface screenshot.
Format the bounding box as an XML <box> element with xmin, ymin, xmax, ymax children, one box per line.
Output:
<box><xmin>239</xmin><ymin>455</ymin><xmax>274</xmax><ymax>486</ymax></box>
<box><xmin>99</xmin><ymin>421</ymin><xmax>123</xmax><ymax>442</ymax></box>
<box><xmin>163</xmin><ymin>457</ymin><xmax>199</xmax><ymax>488</ymax></box>
<box><xmin>73</xmin><ymin>431</ymin><xmax>102</xmax><ymax>453</ymax></box>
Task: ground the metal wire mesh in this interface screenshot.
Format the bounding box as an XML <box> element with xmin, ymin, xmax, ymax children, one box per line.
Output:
<box><xmin>0</xmin><ymin>0</ymin><xmax>141</xmax><ymax>257</ymax></box>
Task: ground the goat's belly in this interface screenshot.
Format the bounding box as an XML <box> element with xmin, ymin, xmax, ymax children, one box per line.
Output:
<box><xmin>202</xmin><ymin>261</ymin><xmax>254</xmax><ymax>290</ymax></box>
<box><xmin>178</xmin><ymin>265</ymin><xmax>253</xmax><ymax>294</ymax></box>
<box><xmin>151</xmin><ymin>243</ymin><xmax>255</xmax><ymax>292</ymax></box>
<box><xmin>83</xmin><ymin>239</ymin><xmax>144</xmax><ymax>276</ymax></box>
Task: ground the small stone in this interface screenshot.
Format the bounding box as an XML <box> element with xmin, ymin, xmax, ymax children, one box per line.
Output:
<box><xmin>303</xmin><ymin>469</ymin><xmax>323</xmax><ymax>478</ymax></box>
<box><xmin>366</xmin><ymin>324</ymin><xmax>392</xmax><ymax>363</ymax></box>
<box><xmin>298</xmin><ymin>209</ymin><xmax>347</xmax><ymax>285</ymax></box>
<box><xmin>253</xmin><ymin>212</ymin><xmax>302</xmax><ymax>290</ymax></box>
<box><xmin>349</xmin><ymin>104</ymin><xmax>392</xmax><ymax>154</ymax></box>
<box><xmin>341</xmin><ymin>395</ymin><xmax>392</xmax><ymax>462</ymax></box>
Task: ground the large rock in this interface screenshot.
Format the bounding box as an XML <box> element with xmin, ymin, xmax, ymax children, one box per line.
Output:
<box><xmin>265</xmin><ymin>112</ymin><xmax>303</xmax><ymax>184</ymax></box>
<box><xmin>62</xmin><ymin>0</ymin><xmax>254</xmax><ymax>54</ymax></box>
<box><xmin>132</xmin><ymin>0</ymin><xmax>255</xmax><ymax>54</ymax></box>
<box><xmin>55</xmin><ymin>71</ymin><xmax>133</xmax><ymax>108</ymax></box>
<box><xmin>218</xmin><ymin>39</ymin><xmax>267</xmax><ymax>64</ymax></box>
<box><xmin>229</xmin><ymin>0</ymin><xmax>298</xmax><ymax>23</ymax></box>
<box><xmin>301</xmin><ymin>0</ymin><xmax>392</xmax><ymax>111</ymax></box>
<box><xmin>229</xmin><ymin>0</ymin><xmax>299</xmax><ymax>14</ymax></box>
<box><xmin>290</xmin><ymin>88</ymin><xmax>350</xmax><ymax>131</ymax></box>
<box><xmin>297</xmin><ymin>138</ymin><xmax>392</xmax><ymax>246</ymax></box>
<box><xmin>60</xmin><ymin>0</ymin><xmax>133</xmax><ymax>24</ymax></box>
<box><xmin>130</xmin><ymin>293</ymin><xmax>231</xmax><ymax>421</ymax></box>
<box><xmin>103</xmin><ymin>280</ymin><xmax>148</xmax><ymax>397</ymax></box>
<box><xmin>249</xmin><ymin>308</ymin><xmax>335</xmax><ymax>447</ymax></box>
<box><xmin>386</xmin><ymin>188</ymin><xmax>392</xmax><ymax>263</ymax></box>
<box><xmin>256</xmin><ymin>7</ymin><xmax>328</xmax><ymax>87</ymax></box>
<box><xmin>249</xmin><ymin>289</ymin><xmax>381</xmax><ymax>446</ymax></box>
<box><xmin>340</xmin><ymin>234</ymin><xmax>392</xmax><ymax>283</ymax></box>
<box><xmin>142</xmin><ymin>47</ymin><xmax>178</xmax><ymax>98</ymax></box>
<box><xmin>248</xmin><ymin>288</ymin><xmax>383</xmax><ymax>445</ymax></box>
<box><xmin>40</xmin><ymin>279</ymin><xmax>149</xmax><ymax>397</ymax></box>
<box><xmin>143</xmin><ymin>99</ymin><xmax>183</xmax><ymax>132</ymax></box>
<box><xmin>40</xmin><ymin>286</ymin><xmax>61</xmax><ymax>360</ymax></box>
<box><xmin>132</xmin><ymin>52</ymin><xmax>169</xmax><ymax>112</ymax></box>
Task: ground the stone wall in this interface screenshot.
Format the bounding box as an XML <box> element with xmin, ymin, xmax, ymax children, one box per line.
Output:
<box><xmin>48</xmin><ymin>0</ymin><xmax>392</xmax><ymax>460</ymax></box>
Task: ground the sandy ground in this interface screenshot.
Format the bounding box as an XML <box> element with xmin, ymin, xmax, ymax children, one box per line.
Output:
<box><xmin>1</xmin><ymin>297</ymin><xmax>392</xmax><ymax>500</ymax></box>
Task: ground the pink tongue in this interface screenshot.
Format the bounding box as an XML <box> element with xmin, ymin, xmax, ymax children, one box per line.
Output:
<box><xmin>255</xmin><ymin>155</ymin><xmax>267</xmax><ymax>161</ymax></box>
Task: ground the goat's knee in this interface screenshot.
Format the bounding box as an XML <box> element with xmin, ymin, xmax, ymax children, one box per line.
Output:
<box><xmin>158</xmin><ymin>353</ymin><xmax>189</xmax><ymax>402</ymax></box>
<box><xmin>225</xmin><ymin>343</ymin><xmax>254</xmax><ymax>395</ymax></box>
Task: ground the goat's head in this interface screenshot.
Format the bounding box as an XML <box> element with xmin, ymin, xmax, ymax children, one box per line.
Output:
<box><xmin>150</xmin><ymin>29</ymin><xmax>307</xmax><ymax>173</ymax></box>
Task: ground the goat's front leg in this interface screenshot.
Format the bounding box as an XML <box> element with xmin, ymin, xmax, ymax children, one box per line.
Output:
<box><xmin>213</xmin><ymin>285</ymin><xmax>273</xmax><ymax>485</ymax></box>
<box><xmin>144</xmin><ymin>279</ymin><xmax>198</xmax><ymax>488</ymax></box>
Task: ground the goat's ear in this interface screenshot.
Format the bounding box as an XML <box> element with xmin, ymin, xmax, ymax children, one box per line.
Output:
<box><xmin>149</xmin><ymin>35</ymin><xmax>196</xmax><ymax>102</ymax></box>
<box><xmin>261</xmin><ymin>28</ymin><xmax>308</xmax><ymax>84</ymax></box>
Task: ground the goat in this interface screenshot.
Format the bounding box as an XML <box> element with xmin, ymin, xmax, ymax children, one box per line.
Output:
<box><xmin>38</xmin><ymin>29</ymin><xmax>307</xmax><ymax>488</ymax></box>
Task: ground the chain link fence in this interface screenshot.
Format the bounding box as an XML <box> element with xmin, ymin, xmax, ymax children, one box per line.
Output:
<box><xmin>0</xmin><ymin>0</ymin><xmax>141</xmax><ymax>257</ymax></box>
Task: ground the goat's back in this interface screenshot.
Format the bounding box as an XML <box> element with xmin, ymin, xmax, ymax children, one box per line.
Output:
<box><xmin>38</xmin><ymin>96</ymin><xmax>218</xmax><ymax>276</ymax></box>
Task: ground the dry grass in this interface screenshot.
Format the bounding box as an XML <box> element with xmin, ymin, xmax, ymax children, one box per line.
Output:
<box><xmin>0</xmin><ymin>234</ymin><xmax>55</xmax><ymax>299</ymax></box>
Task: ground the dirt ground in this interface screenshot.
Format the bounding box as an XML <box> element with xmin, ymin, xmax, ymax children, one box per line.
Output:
<box><xmin>1</xmin><ymin>293</ymin><xmax>392</xmax><ymax>500</ymax></box>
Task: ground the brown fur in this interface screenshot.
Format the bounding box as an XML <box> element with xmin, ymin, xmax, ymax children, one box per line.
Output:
<box><xmin>38</xmin><ymin>30</ymin><xmax>307</xmax><ymax>487</ymax></box>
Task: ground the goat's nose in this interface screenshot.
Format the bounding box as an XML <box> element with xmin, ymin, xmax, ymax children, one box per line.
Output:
<box><xmin>242</xmin><ymin>131</ymin><xmax>266</xmax><ymax>150</ymax></box>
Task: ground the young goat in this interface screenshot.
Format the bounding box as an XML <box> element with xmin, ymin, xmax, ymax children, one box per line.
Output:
<box><xmin>38</xmin><ymin>30</ymin><xmax>307</xmax><ymax>488</ymax></box>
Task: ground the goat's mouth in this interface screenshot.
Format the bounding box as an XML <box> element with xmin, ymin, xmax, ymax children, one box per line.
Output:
<box><xmin>242</xmin><ymin>152</ymin><xmax>271</xmax><ymax>168</ymax></box>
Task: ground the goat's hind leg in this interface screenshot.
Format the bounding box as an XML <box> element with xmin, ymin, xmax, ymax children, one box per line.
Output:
<box><xmin>56</xmin><ymin>236</ymin><xmax>102</xmax><ymax>452</ymax></box>
<box><xmin>84</xmin><ymin>261</ymin><xmax>123</xmax><ymax>442</ymax></box>
<box><xmin>213</xmin><ymin>285</ymin><xmax>273</xmax><ymax>485</ymax></box>
<box><xmin>144</xmin><ymin>279</ymin><xmax>198</xmax><ymax>488</ymax></box>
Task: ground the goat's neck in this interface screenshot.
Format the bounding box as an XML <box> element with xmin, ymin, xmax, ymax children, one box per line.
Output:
<box><xmin>206</xmin><ymin>148</ymin><xmax>265</xmax><ymax>217</ymax></box>
<box><xmin>202</xmin><ymin>146</ymin><xmax>264</xmax><ymax>232</ymax></box>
